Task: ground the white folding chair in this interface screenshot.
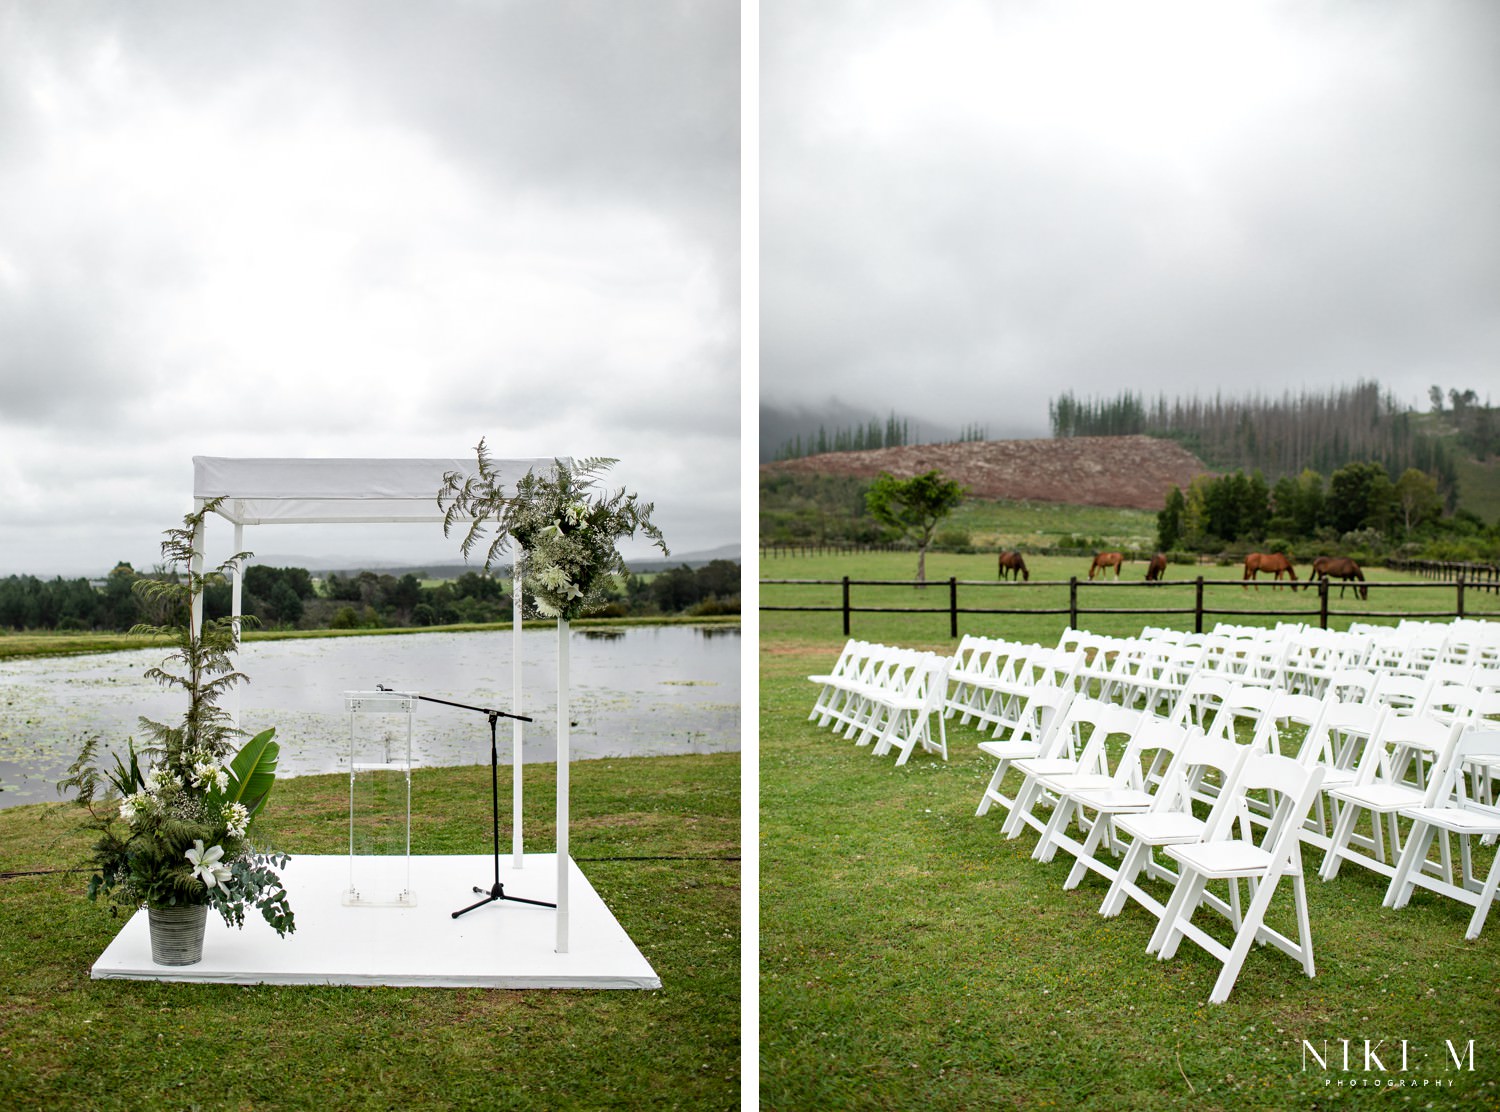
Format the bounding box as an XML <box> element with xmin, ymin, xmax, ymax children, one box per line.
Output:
<box><xmin>1035</xmin><ymin>718</ymin><xmax>1200</xmax><ymax>891</ymax></box>
<box><xmin>1097</xmin><ymin>733</ymin><xmax>1252</xmax><ymax>923</ymax></box>
<box><xmin>974</xmin><ymin>683</ymin><xmax>1075</xmax><ymax>820</ymax></box>
<box><xmin>1150</xmin><ymin>750</ymin><xmax>1326</xmax><ymax>1004</ymax></box>
<box><xmin>1384</xmin><ymin>727</ymin><xmax>1500</xmax><ymax>939</ymax></box>
<box><xmin>1318</xmin><ymin>713</ymin><xmax>1463</xmax><ymax>883</ymax></box>
<box><xmin>1001</xmin><ymin>699</ymin><xmax>1147</xmax><ymax>840</ymax></box>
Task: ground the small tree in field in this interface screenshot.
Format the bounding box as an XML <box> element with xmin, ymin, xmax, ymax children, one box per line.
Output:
<box><xmin>865</xmin><ymin>469</ymin><xmax>966</xmax><ymax>585</ymax></box>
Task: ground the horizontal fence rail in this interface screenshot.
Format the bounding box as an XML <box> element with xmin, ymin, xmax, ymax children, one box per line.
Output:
<box><xmin>760</xmin><ymin>575</ymin><xmax>1497</xmax><ymax>638</ymax></box>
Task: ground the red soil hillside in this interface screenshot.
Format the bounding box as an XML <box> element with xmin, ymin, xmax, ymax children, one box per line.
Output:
<box><xmin>762</xmin><ymin>435</ymin><xmax>1211</xmax><ymax>511</ymax></box>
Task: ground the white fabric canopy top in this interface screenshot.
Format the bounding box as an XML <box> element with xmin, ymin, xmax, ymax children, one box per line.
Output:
<box><xmin>192</xmin><ymin>455</ymin><xmax>562</xmax><ymax>526</ymax></box>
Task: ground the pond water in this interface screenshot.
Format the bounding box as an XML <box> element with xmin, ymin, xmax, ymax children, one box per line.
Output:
<box><xmin>0</xmin><ymin>624</ymin><xmax>740</xmax><ymax>810</ymax></box>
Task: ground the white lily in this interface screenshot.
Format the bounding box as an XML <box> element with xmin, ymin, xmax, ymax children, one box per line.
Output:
<box><xmin>185</xmin><ymin>839</ymin><xmax>232</xmax><ymax>889</ymax></box>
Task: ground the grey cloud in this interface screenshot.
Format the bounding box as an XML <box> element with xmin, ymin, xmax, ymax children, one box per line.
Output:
<box><xmin>761</xmin><ymin>0</ymin><xmax>1500</xmax><ymax>434</ymax></box>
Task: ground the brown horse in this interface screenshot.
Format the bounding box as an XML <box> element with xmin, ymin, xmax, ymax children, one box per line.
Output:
<box><xmin>1310</xmin><ymin>555</ymin><xmax>1368</xmax><ymax>600</ymax></box>
<box><xmin>997</xmin><ymin>550</ymin><xmax>1030</xmax><ymax>581</ymax></box>
<box><xmin>1145</xmin><ymin>552</ymin><xmax>1167</xmax><ymax>583</ymax></box>
<box><xmin>1088</xmin><ymin>552</ymin><xmax>1124</xmax><ymax>580</ymax></box>
<box><xmin>1243</xmin><ymin>552</ymin><xmax>1298</xmax><ymax>590</ymax></box>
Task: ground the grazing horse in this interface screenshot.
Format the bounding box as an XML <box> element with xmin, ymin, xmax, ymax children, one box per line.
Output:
<box><xmin>1145</xmin><ymin>552</ymin><xmax>1167</xmax><ymax>583</ymax></box>
<box><xmin>1088</xmin><ymin>552</ymin><xmax>1124</xmax><ymax>580</ymax></box>
<box><xmin>1243</xmin><ymin>552</ymin><xmax>1298</xmax><ymax>590</ymax></box>
<box><xmin>997</xmin><ymin>550</ymin><xmax>1030</xmax><ymax>581</ymax></box>
<box><xmin>1310</xmin><ymin>555</ymin><xmax>1368</xmax><ymax>600</ymax></box>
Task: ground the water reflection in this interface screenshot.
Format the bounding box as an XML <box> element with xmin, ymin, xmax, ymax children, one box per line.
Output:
<box><xmin>0</xmin><ymin>624</ymin><xmax>740</xmax><ymax>809</ymax></box>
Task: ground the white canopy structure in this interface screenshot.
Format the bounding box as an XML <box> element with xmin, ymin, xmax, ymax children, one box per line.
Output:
<box><xmin>190</xmin><ymin>455</ymin><xmax>578</xmax><ymax>951</ymax></box>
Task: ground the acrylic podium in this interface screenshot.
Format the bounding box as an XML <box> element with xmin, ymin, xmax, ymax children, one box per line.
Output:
<box><xmin>342</xmin><ymin>690</ymin><xmax>416</xmax><ymax>907</ymax></box>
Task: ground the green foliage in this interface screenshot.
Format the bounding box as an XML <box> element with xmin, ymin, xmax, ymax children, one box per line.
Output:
<box><xmin>59</xmin><ymin>500</ymin><xmax>294</xmax><ymax>936</ymax></box>
<box><xmin>226</xmin><ymin>728</ymin><xmax>281</xmax><ymax>822</ymax></box>
<box><xmin>439</xmin><ymin>442</ymin><xmax>667</xmax><ymax>621</ymax></box>
<box><xmin>865</xmin><ymin>469</ymin><xmax>967</xmax><ymax>583</ymax></box>
<box><xmin>773</xmin><ymin>409</ymin><xmax>912</xmax><ymax>460</ymax></box>
<box><xmin>1050</xmin><ymin>380</ymin><xmax>1465</xmax><ymax>500</ymax></box>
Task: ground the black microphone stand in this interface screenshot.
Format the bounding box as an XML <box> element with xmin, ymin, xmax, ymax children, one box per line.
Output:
<box><xmin>379</xmin><ymin>686</ymin><xmax>555</xmax><ymax>919</ymax></box>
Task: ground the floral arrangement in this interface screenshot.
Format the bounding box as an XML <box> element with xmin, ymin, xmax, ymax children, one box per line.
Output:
<box><xmin>62</xmin><ymin>500</ymin><xmax>294</xmax><ymax>936</ymax></box>
<box><xmin>438</xmin><ymin>442</ymin><xmax>667</xmax><ymax>621</ymax></box>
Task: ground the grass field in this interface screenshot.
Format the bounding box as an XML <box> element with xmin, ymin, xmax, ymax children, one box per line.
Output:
<box><xmin>759</xmin><ymin>565</ymin><xmax>1500</xmax><ymax>1110</ymax></box>
<box><xmin>0</xmin><ymin>752</ymin><xmax>739</xmax><ymax>1111</ymax></box>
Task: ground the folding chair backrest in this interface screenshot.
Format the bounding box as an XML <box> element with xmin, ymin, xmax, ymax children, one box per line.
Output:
<box><xmin>1110</xmin><ymin>716</ymin><xmax>1195</xmax><ymax>794</ymax></box>
<box><xmin>1412</xmin><ymin>725</ymin><xmax>1500</xmax><ymax>811</ymax></box>
<box><xmin>1204</xmin><ymin>749</ymin><xmax>1325</xmax><ymax>851</ymax></box>
<box><xmin>1303</xmin><ymin>698</ymin><xmax>1388</xmax><ymax>778</ymax></box>
<box><xmin>1351</xmin><ymin>710</ymin><xmax>1457</xmax><ymax>793</ymax></box>
<box><xmin>1148</xmin><ymin>730</ymin><xmax>1249</xmax><ymax>815</ymax></box>
<box><xmin>1203</xmin><ymin>683</ymin><xmax>1278</xmax><ymax>746</ymax></box>
<box><xmin>1252</xmin><ymin>691</ymin><xmax>1330</xmax><ymax>759</ymax></box>
<box><xmin>1047</xmin><ymin>697</ymin><xmax>1143</xmax><ymax>771</ymax></box>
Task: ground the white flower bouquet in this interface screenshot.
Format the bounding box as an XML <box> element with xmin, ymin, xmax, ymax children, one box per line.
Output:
<box><xmin>439</xmin><ymin>443</ymin><xmax>667</xmax><ymax>621</ymax></box>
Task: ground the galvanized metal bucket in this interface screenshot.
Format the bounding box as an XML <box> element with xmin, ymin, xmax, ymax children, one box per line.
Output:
<box><xmin>147</xmin><ymin>904</ymin><xmax>208</xmax><ymax>966</ymax></box>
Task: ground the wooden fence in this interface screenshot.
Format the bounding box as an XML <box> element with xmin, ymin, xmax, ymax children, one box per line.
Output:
<box><xmin>760</xmin><ymin>575</ymin><xmax>1496</xmax><ymax>639</ymax></box>
<box><xmin>1386</xmin><ymin>558</ymin><xmax>1500</xmax><ymax>593</ymax></box>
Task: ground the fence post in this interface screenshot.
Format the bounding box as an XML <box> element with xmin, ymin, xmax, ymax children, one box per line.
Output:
<box><xmin>841</xmin><ymin>576</ymin><xmax>851</xmax><ymax>637</ymax></box>
<box><xmin>1069</xmin><ymin>577</ymin><xmax>1079</xmax><ymax>630</ymax></box>
<box><xmin>1318</xmin><ymin>578</ymin><xmax>1329</xmax><ymax>630</ymax></box>
<box><xmin>949</xmin><ymin>577</ymin><xmax>958</xmax><ymax>639</ymax></box>
<box><xmin>1457</xmin><ymin>573</ymin><xmax>1466</xmax><ymax>619</ymax></box>
<box><xmin>1194</xmin><ymin>577</ymin><xmax>1204</xmax><ymax>634</ymax></box>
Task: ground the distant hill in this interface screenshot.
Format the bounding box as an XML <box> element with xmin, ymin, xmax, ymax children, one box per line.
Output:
<box><xmin>762</xmin><ymin>435</ymin><xmax>1208</xmax><ymax>512</ymax></box>
<box><xmin>252</xmin><ymin>544</ymin><xmax>741</xmax><ymax>579</ymax></box>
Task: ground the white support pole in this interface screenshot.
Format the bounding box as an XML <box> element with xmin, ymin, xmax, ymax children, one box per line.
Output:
<box><xmin>230</xmin><ymin>522</ymin><xmax>244</xmax><ymax>730</ymax></box>
<box><xmin>513</xmin><ymin>552</ymin><xmax>524</xmax><ymax>866</ymax></box>
<box><xmin>190</xmin><ymin>501</ymin><xmax>206</xmax><ymax>638</ymax></box>
<box><xmin>556</xmin><ymin>616</ymin><xmax>570</xmax><ymax>953</ymax></box>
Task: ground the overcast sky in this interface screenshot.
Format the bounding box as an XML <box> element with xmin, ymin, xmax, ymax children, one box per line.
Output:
<box><xmin>762</xmin><ymin>0</ymin><xmax>1500</xmax><ymax>441</ymax></box>
<box><xmin>0</xmin><ymin>1</ymin><xmax>739</xmax><ymax>576</ymax></box>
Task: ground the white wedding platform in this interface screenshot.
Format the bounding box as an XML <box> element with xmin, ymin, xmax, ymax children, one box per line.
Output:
<box><xmin>90</xmin><ymin>854</ymin><xmax>661</xmax><ymax>990</ymax></box>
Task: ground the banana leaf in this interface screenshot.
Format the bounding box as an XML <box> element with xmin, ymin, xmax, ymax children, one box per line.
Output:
<box><xmin>227</xmin><ymin>727</ymin><xmax>280</xmax><ymax>821</ymax></box>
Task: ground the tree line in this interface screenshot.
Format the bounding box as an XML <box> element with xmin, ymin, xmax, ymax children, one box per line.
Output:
<box><xmin>1050</xmin><ymin>380</ymin><xmax>1478</xmax><ymax>504</ymax></box>
<box><xmin>1156</xmin><ymin>462</ymin><xmax>1499</xmax><ymax>562</ymax></box>
<box><xmin>0</xmin><ymin>560</ymin><xmax>740</xmax><ymax>634</ymax></box>
<box><xmin>770</xmin><ymin>412</ymin><xmax>991</xmax><ymax>462</ymax></box>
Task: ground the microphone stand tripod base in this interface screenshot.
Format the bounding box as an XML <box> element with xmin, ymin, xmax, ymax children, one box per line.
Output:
<box><xmin>452</xmin><ymin>881</ymin><xmax>557</xmax><ymax>920</ymax></box>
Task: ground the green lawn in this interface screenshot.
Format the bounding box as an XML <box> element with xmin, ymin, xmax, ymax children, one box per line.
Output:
<box><xmin>0</xmin><ymin>753</ymin><xmax>739</xmax><ymax>1111</ymax></box>
<box><xmin>759</xmin><ymin>602</ymin><xmax>1500</xmax><ymax>1110</ymax></box>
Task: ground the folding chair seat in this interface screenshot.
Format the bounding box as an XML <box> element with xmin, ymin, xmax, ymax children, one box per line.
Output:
<box><xmin>1385</xmin><ymin>728</ymin><xmax>1500</xmax><ymax>939</ymax></box>
<box><xmin>1150</xmin><ymin>750</ymin><xmax>1327</xmax><ymax>1004</ymax></box>
<box><xmin>1033</xmin><ymin>717</ymin><xmax>1200</xmax><ymax>890</ymax></box>
<box><xmin>1001</xmin><ymin>699</ymin><xmax>1147</xmax><ymax>840</ymax></box>
<box><xmin>1318</xmin><ymin>713</ymin><xmax>1465</xmax><ymax>883</ymax></box>
<box><xmin>1097</xmin><ymin>733</ymin><xmax>1253</xmax><ymax>921</ymax></box>
<box><xmin>974</xmin><ymin>683</ymin><xmax>1074</xmax><ymax>819</ymax></box>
